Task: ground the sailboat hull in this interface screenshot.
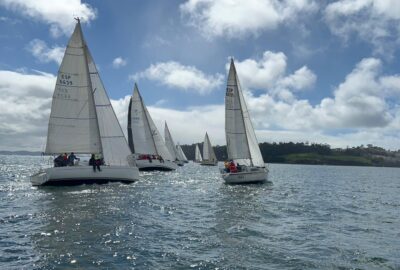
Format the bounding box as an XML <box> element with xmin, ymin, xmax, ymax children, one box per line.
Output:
<box><xmin>135</xmin><ymin>159</ymin><xmax>178</xmax><ymax>171</ymax></box>
<box><xmin>31</xmin><ymin>166</ymin><xmax>139</xmax><ymax>186</ymax></box>
<box><xmin>221</xmin><ymin>167</ymin><xmax>268</xmax><ymax>184</ymax></box>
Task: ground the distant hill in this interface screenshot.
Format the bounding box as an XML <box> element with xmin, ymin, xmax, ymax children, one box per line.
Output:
<box><xmin>181</xmin><ymin>142</ymin><xmax>400</xmax><ymax>168</ymax></box>
<box><xmin>0</xmin><ymin>150</ymin><xmax>42</xmax><ymax>156</ymax></box>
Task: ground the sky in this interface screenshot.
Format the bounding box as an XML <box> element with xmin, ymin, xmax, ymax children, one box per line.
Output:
<box><xmin>1</xmin><ymin>0</ymin><xmax>400</xmax><ymax>151</ymax></box>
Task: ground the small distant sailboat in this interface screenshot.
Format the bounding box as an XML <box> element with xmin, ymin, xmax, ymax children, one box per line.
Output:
<box><xmin>164</xmin><ymin>122</ymin><xmax>184</xmax><ymax>166</ymax></box>
<box><xmin>200</xmin><ymin>132</ymin><xmax>218</xmax><ymax>166</ymax></box>
<box><xmin>194</xmin><ymin>144</ymin><xmax>203</xmax><ymax>163</ymax></box>
<box><xmin>127</xmin><ymin>84</ymin><xmax>177</xmax><ymax>171</ymax></box>
<box><xmin>176</xmin><ymin>144</ymin><xmax>189</xmax><ymax>163</ymax></box>
<box><xmin>30</xmin><ymin>19</ymin><xmax>139</xmax><ymax>186</ymax></box>
<box><xmin>221</xmin><ymin>59</ymin><xmax>268</xmax><ymax>184</ymax></box>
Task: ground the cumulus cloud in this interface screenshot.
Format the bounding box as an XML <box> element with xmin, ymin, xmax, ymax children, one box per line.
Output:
<box><xmin>0</xmin><ymin>69</ymin><xmax>55</xmax><ymax>151</ymax></box>
<box><xmin>132</xmin><ymin>61</ymin><xmax>224</xmax><ymax>95</ymax></box>
<box><xmin>27</xmin><ymin>39</ymin><xmax>65</xmax><ymax>65</ymax></box>
<box><xmin>180</xmin><ymin>0</ymin><xmax>317</xmax><ymax>38</ymax></box>
<box><xmin>0</xmin><ymin>0</ymin><xmax>96</xmax><ymax>37</ymax></box>
<box><xmin>325</xmin><ymin>0</ymin><xmax>400</xmax><ymax>56</ymax></box>
<box><xmin>230</xmin><ymin>51</ymin><xmax>317</xmax><ymax>102</ymax></box>
<box><xmin>112</xmin><ymin>57</ymin><xmax>127</xmax><ymax>69</ymax></box>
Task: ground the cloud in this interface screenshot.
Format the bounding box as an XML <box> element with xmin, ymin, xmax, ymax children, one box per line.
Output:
<box><xmin>230</xmin><ymin>51</ymin><xmax>317</xmax><ymax>101</ymax></box>
<box><xmin>112</xmin><ymin>57</ymin><xmax>127</xmax><ymax>69</ymax></box>
<box><xmin>180</xmin><ymin>0</ymin><xmax>318</xmax><ymax>38</ymax></box>
<box><xmin>132</xmin><ymin>61</ymin><xmax>224</xmax><ymax>95</ymax></box>
<box><xmin>0</xmin><ymin>0</ymin><xmax>96</xmax><ymax>37</ymax></box>
<box><xmin>27</xmin><ymin>39</ymin><xmax>65</xmax><ymax>65</ymax></box>
<box><xmin>324</xmin><ymin>0</ymin><xmax>400</xmax><ymax>57</ymax></box>
<box><xmin>0</xmin><ymin>69</ymin><xmax>55</xmax><ymax>151</ymax></box>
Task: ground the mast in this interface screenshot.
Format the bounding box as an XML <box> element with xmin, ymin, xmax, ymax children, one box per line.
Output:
<box><xmin>79</xmin><ymin>19</ymin><xmax>103</xmax><ymax>156</ymax></box>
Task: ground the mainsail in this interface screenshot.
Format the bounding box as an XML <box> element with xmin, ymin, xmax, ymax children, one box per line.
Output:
<box><xmin>45</xmin><ymin>21</ymin><xmax>101</xmax><ymax>155</ymax></box>
<box><xmin>164</xmin><ymin>122</ymin><xmax>178</xmax><ymax>160</ymax></box>
<box><xmin>195</xmin><ymin>144</ymin><xmax>203</xmax><ymax>162</ymax></box>
<box><xmin>202</xmin><ymin>132</ymin><xmax>217</xmax><ymax>161</ymax></box>
<box><xmin>225</xmin><ymin>59</ymin><xmax>264</xmax><ymax>167</ymax></box>
<box><xmin>128</xmin><ymin>85</ymin><xmax>173</xmax><ymax>160</ymax></box>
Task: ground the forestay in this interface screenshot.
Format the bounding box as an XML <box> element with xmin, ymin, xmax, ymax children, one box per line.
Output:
<box><xmin>45</xmin><ymin>22</ymin><xmax>101</xmax><ymax>155</ymax></box>
<box><xmin>86</xmin><ymin>49</ymin><xmax>131</xmax><ymax>166</ymax></box>
<box><xmin>225</xmin><ymin>59</ymin><xmax>264</xmax><ymax>167</ymax></box>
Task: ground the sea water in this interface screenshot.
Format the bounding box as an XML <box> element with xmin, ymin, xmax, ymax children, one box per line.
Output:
<box><xmin>0</xmin><ymin>155</ymin><xmax>399</xmax><ymax>269</ymax></box>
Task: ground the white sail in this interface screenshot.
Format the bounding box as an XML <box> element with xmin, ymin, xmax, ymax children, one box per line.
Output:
<box><xmin>164</xmin><ymin>122</ymin><xmax>178</xmax><ymax>160</ymax></box>
<box><xmin>202</xmin><ymin>132</ymin><xmax>217</xmax><ymax>161</ymax></box>
<box><xmin>45</xmin><ymin>21</ymin><xmax>101</xmax><ymax>155</ymax></box>
<box><xmin>86</xmin><ymin>49</ymin><xmax>131</xmax><ymax>166</ymax></box>
<box><xmin>128</xmin><ymin>84</ymin><xmax>173</xmax><ymax>160</ymax></box>
<box><xmin>225</xmin><ymin>59</ymin><xmax>264</xmax><ymax>167</ymax></box>
<box><xmin>195</xmin><ymin>144</ymin><xmax>203</xmax><ymax>162</ymax></box>
<box><xmin>128</xmin><ymin>85</ymin><xmax>157</xmax><ymax>154</ymax></box>
<box><xmin>176</xmin><ymin>144</ymin><xmax>188</xmax><ymax>161</ymax></box>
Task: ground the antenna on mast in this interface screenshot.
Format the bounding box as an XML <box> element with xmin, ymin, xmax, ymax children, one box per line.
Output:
<box><xmin>74</xmin><ymin>17</ymin><xmax>80</xmax><ymax>23</ymax></box>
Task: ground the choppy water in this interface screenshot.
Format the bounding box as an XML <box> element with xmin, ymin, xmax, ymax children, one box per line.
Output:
<box><xmin>0</xmin><ymin>155</ymin><xmax>399</xmax><ymax>269</ymax></box>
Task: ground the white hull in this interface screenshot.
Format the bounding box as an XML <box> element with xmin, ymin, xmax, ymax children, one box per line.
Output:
<box><xmin>135</xmin><ymin>159</ymin><xmax>177</xmax><ymax>171</ymax></box>
<box><xmin>221</xmin><ymin>167</ymin><xmax>268</xmax><ymax>184</ymax></box>
<box><xmin>30</xmin><ymin>165</ymin><xmax>139</xmax><ymax>186</ymax></box>
<box><xmin>200</xmin><ymin>160</ymin><xmax>218</xmax><ymax>166</ymax></box>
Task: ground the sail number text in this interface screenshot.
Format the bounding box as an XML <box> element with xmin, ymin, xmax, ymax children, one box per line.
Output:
<box><xmin>59</xmin><ymin>73</ymin><xmax>73</xmax><ymax>86</ymax></box>
<box><xmin>226</xmin><ymin>87</ymin><xmax>234</xmax><ymax>97</ymax></box>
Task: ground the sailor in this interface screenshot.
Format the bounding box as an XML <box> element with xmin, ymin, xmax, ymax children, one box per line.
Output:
<box><xmin>67</xmin><ymin>152</ymin><xmax>79</xmax><ymax>166</ymax></box>
<box><xmin>54</xmin><ymin>154</ymin><xmax>64</xmax><ymax>167</ymax></box>
<box><xmin>229</xmin><ymin>160</ymin><xmax>237</xmax><ymax>173</ymax></box>
<box><xmin>224</xmin><ymin>161</ymin><xmax>230</xmax><ymax>172</ymax></box>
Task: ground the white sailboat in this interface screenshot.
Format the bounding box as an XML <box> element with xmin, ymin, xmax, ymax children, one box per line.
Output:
<box><xmin>164</xmin><ymin>122</ymin><xmax>184</xmax><ymax>166</ymax></box>
<box><xmin>127</xmin><ymin>84</ymin><xmax>177</xmax><ymax>171</ymax></box>
<box><xmin>221</xmin><ymin>59</ymin><xmax>268</xmax><ymax>184</ymax></box>
<box><xmin>176</xmin><ymin>144</ymin><xmax>189</xmax><ymax>163</ymax></box>
<box><xmin>201</xmin><ymin>132</ymin><xmax>218</xmax><ymax>166</ymax></box>
<box><xmin>30</xmin><ymin>19</ymin><xmax>139</xmax><ymax>186</ymax></box>
<box><xmin>194</xmin><ymin>144</ymin><xmax>203</xmax><ymax>163</ymax></box>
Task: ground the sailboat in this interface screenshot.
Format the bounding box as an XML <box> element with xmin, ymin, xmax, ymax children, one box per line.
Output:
<box><xmin>194</xmin><ymin>144</ymin><xmax>203</xmax><ymax>163</ymax></box>
<box><xmin>127</xmin><ymin>84</ymin><xmax>178</xmax><ymax>171</ymax></box>
<box><xmin>176</xmin><ymin>144</ymin><xmax>189</xmax><ymax>163</ymax></box>
<box><xmin>200</xmin><ymin>132</ymin><xmax>218</xmax><ymax>166</ymax></box>
<box><xmin>164</xmin><ymin>122</ymin><xmax>184</xmax><ymax>166</ymax></box>
<box><xmin>30</xmin><ymin>19</ymin><xmax>139</xmax><ymax>186</ymax></box>
<box><xmin>221</xmin><ymin>59</ymin><xmax>268</xmax><ymax>184</ymax></box>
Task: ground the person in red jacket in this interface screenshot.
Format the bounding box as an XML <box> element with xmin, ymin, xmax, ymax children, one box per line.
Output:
<box><xmin>229</xmin><ymin>160</ymin><xmax>237</xmax><ymax>173</ymax></box>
